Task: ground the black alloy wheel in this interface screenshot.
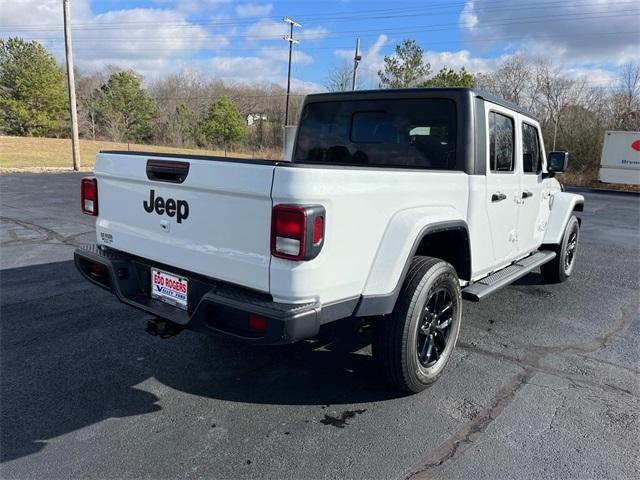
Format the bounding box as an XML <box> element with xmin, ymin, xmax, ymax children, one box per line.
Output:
<box><xmin>416</xmin><ymin>289</ymin><xmax>454</xmax><ymax>368</ymax></box>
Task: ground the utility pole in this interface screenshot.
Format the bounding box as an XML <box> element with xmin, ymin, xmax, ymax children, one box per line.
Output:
<box><xmin>552</xmin><ymin>110</ymin><xmax>560</xmax><ymax>151</ymax></box>
<box><xmin>352</xmin><ymin>37</ymin><xmax>361</xmax><ymax>91</ymax></box>
<box><xmin>283</xmin><ymin>17</ymin><xmax>301</xmax><ymax>126</ymax></box>
<box><xmin>63</xmin><ymin>0</ymin><xmax>81</xmax><ymax>171</ymax></box>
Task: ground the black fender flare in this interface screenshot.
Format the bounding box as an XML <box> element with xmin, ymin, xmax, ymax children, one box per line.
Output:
<box><xmin>355</xmin><ymin>220</ymin><xmax>470</xmax><ymax>317</ymax></box>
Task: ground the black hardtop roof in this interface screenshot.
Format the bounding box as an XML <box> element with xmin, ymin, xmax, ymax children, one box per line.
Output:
<box><xmin>303</xmin><ymin>87</ymin><xmax>538</xmax><ymax>121</ymax></box>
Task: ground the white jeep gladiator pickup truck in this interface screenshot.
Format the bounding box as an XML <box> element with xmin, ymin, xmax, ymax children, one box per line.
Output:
<box><xmin>75</xmin><ymin>88</ymin><xmax>584</xmax><ymax>393</ymax></box>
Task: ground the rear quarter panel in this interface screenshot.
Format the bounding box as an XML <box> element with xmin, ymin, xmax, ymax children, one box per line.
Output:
<box><xmin>270</xmin><ymin>166</ymin><xmax>468</xmax><ymax>304</ymax></box>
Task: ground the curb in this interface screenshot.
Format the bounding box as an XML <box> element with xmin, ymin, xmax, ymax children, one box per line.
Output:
<box><xmin>564</xmin><ymin>186</ymin><xmax>640</xmax><ymax>197</ymax></box>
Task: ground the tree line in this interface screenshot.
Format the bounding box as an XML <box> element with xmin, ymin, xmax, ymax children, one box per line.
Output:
<box><xmin>368</xmin><ymin>39</ymin><xmax>638</xmax><ymax>182</ymax></box>
<box><xmin>0</xmin><ymin>37</ymin><xmax>304</xmax><ymax>152</ymax></box>
<box><xmin>1</xmin><ymin>36</ymin><xmax>639</xmax><ymax>182</ymax></box>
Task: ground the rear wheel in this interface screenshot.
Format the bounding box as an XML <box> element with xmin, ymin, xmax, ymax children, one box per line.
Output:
<box><xmin>541</xmin><ymin>215</ymin><xmax>580</xmax><ymax>283</ymax></box>
<box><xmin>373</xmin><ymin>256</ymin><xmax>462</xmax><ymax>393</ymax></box>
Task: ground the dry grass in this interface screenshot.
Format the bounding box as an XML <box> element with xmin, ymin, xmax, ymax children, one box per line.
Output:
<box><xmin>0</xmin><ymin>136</ymin><xmax>280</xmax><ymax>172</ymax></box>
<box><xmin>1</xmin><ymin>136</ymin><xmax>638</xmax><ymax>192</ymax></box>
<box><xmin>558</xmin><ymin>170</ymin><xmax>640</xmax><ymax>193</ymax></box>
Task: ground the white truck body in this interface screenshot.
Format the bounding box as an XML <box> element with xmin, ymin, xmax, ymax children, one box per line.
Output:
<box><xmin>598</xmin><ymin>130</ymin><xmax>640</xmax><ymax>185</ymax></box>
<box><xmin>76</xmin><ymin>88</ymin><xmax>584</xmax><ymax>348</ymax></box>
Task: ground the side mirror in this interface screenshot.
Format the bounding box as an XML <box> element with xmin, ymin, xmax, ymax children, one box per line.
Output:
<box><xmin>547</xmin><ymin>151</ymin><xmax>569</xmax><ymax>173</ymax></box>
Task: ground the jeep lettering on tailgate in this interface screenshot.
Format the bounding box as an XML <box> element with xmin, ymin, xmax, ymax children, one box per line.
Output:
<box><xmin>143</xmin><ymin>189</ymin><xmax>189</xmax><ymax>223</ymax></box>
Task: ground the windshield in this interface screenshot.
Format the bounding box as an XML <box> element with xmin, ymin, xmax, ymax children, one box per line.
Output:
<box><xmin>294</xmin><ymin>98</ymin><xmax>459</xmax><ymax>170</ymax></box>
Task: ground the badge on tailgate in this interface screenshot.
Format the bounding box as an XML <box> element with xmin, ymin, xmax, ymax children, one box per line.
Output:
<box><xmin>151</xmin><ymin>268</ymin><xmax>188</xmax><ymax>310</ymax></box>
<box><xmin>143</xmin><ymin>189</ymin><xmax>189</xmax><ymax>224</ymax></box>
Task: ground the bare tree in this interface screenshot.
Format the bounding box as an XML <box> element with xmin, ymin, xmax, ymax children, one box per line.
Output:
<box><xmin>476</xmin><ymin>54</ymin><xmax>532</xmax><ymax>105</ymax></box>
<box><xmin>609</xmin><ymin>62</ymin><xmax>640</xmax><ymax>130</ymax></box>
<box><xmin>325</xmin><ymin>61</ymin><xmax>353</xmax><ymax>92</ymax></box>
<box><xmin>149</xmin><ymin>71</ymin><xmax>211</xmax><ymax>146</ymax></box>
<box><xmin>76</xmin><ymin>71</ymin><xmax>104</xmax><ymax>140</ymax></box>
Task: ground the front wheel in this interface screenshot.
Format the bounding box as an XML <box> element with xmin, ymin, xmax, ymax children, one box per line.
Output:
<box><xmin>541</xmin><ymin>215</ymin><xmax>580</xmax><ymax>283</ymax></box>
<box><xmin>373</xmin><ymin>256</ymin><xmax>462</xmax><ymax>393</ymax></box>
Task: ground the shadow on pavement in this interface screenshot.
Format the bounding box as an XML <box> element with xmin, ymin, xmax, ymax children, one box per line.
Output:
<box><xmin>0</xmin><ymin>261</ymin><xmax>402</xmax><ymax>462</ymax></box>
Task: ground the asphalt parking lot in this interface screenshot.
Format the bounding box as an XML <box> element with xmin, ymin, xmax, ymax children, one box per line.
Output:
<box><xmin>1</xmin><ymin>172</ymin><xmax>639</xmax><ymax>479</ymax></box>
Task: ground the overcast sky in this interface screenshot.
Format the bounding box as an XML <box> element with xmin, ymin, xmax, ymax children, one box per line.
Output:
<box><xmin>1</xmin><ymin>0</ymin><xmax>638</xmax><ymax>91</ymax></box>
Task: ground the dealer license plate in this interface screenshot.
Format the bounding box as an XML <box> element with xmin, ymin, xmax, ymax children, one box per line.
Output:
<box><xmin>151</xmin><ymin>268</ymin><xmax>188</xmax><ymax>310</ymax></box>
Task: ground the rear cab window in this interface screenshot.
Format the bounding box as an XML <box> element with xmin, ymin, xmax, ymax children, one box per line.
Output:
<box><xmin>294</xmin><ymin>98</ymin><xmax>460</xmax><ymax>170</ymax></box>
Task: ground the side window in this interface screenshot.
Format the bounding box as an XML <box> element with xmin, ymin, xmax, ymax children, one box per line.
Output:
<box><xmin>522</xmin><ymin>123</ymin><xmax>542</xmax><ymax>174</ymax></box>
<box><xmin>489</xmin><ymin>111</ymin><xmax>514</xmax><ymax>172</ymax></box>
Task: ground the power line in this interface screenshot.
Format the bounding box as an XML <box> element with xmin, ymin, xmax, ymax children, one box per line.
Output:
<box><xmin>6</xmin><ymin>9</ymin><xmax>637</xmax><ymax>45</ymax></box>
<box><xmin>39</xmin><ymin>30</ymin><xmax>639</xmax><ymax>55</ymax></box>
<box><xmin>2</xmin><ymin>0</ymin><xmax>637</xmax><ymax>31</ymax></box>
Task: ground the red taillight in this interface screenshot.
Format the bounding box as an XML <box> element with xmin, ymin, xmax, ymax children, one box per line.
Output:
<box><xmin>89</xmin><ymin>262</ymin><xmax>105</xmax><ymax>275</ymax></box>
<box><xmin>275</xmin><ymin>208</ymin><xmax>305</xmax><ymax>238</ymax></box>
<box><xmin>81</xmin><ymin>177</ymin><xmax>98</xmax><ymax>216</ymax></box>
<box><xmin>271</xmin><ymin>205</ymin><xmax>306</xmax><ymax>260</ymax></box>
<box><xmin>313</xmin><ymin>216</ymin><xmax>324</xmax><ymax>244</ymax></box>
<box><xmin>271</xmin><ymin>204</ymin><xmax>325</xmax><ymax>261</ymax></box>
<box><xmin>248</xmin><ymin>314</ymin><xmax>268</xmax><ymax>332</ymax></box>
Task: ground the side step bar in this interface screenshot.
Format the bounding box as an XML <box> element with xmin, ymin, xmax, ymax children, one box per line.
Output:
<box><xmin>462</xmin><ymin>250</ymin><xmax>556</xmax><ymax>302</ymax></box>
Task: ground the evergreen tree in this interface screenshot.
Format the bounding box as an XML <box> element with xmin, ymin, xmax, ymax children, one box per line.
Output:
<box><xmin>422</xmin><ymin>67</ymin><xmax>476</xmax><ymax>88</ymax></box>
<box><xmin>378</xmin><ymin>39</ymin><xmax>431</xmax><ymax>88</ymax></box>
<box><xmin>0</xmin><ymin>37</ymin><xmax>68</xmax><ymax>136</ymax></box>
<box><xmin>96</xmin><ymin>71</ymin><xmax>159</xmax><ymax>143</ymax></box>
<box><xmin>201</xmin><ymin>96</ymin><xmax>246</xmax><ymax>147</ymax></box>
<box><xmin>175</xmin><ymin>103</ymin><xmax>202</xmax><ymax>146</ymax></box>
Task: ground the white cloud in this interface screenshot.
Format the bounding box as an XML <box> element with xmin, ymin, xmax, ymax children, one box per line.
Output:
<box><xmin>298</xmin><ymin>26</ymin><xmax>328</xmax><ymax>41</ymax></box>
<box><xmin>459</xmin><ymin>0</ymin><xmax>640</xmax><ymax>65</ymax></box>
<box><xmin>246</xmin><ymin>18</ymin><xmax>285</xmax><ymax>42</ymax></box>
<box><xmin>185</xmin><ymin>55</ymin><xmax>321</xmax><ymax>92</ymax></box>
<box><xmin>168</xmin><ymin>0</ymin><xmax>233</xmax><ymax>15</ymax></box>
<box><xmin>0</xmin><ymin>0</ymin><xmax>229</xmax><ymax>80</ymax></box>
<box><xmin>246</xmin><ymin>19</ymin><xmax>328</xmax><ymax>43</ymax></box>
<box><xmin>236</xmin><ymin>3</ymin><xmax>273</xmax><ymax>18</ymax></box>
<box><xmin>564</xmin><ymin>66</ymin><xmax>617</xmax><ymax>87</ymax></box>
<box><xmin>290</xmin><ymin>78</ymin><xmax>323</xmax><ymax>94</ymax></box>
<box><xmin>0</xmin><ymin>0</ymin><xmax>91</xmax><ymax>29</ymax></box>
<box><xmin>423</xmin><ymin>50</ymin><xmax>504</xmax><ymax>74</ymax></box>
<box><xmin>459</xmin><ymin>0</ymin><xmax>478</xmax><ymax>29</ymax></box>
<box><xmin>88</xmin><ymin>8</ymin><xmax>219</xmax><ymax>59</ymax></box>
<box><xmin>201</xmin><ymin>56</ymin><xmax>282</xmax><ymax>81</ymax></box>
<box><xmin>260</xmin><ymin>46</ymin><xmax>313</xmax><ymax>65</ymax></box>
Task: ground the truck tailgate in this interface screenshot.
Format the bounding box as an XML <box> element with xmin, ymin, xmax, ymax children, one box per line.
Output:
<box><xmin>94</xmin><ymin>152</ymin><xmax>275</xmax><ymax>292</ymax></box>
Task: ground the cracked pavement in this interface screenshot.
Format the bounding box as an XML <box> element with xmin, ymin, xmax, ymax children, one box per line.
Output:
<box><xmin>1</xmin><ymin>173</ymin><xmax>638</xmax><ymax>479</ymax></box>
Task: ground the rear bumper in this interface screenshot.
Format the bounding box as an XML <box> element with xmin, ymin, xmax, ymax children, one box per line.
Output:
<box><xmin>74</xmin><ymin>245</ymin><xmax>321</xmax><ymax>344</ymax></box>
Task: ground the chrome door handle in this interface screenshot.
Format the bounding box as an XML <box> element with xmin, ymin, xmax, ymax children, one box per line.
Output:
<box><xmin>491</xmin><ymin>192</ymin><xmax>507</xmax><ymax>202</ymax></box>
<box><xmin>522</xmin><ymin>191</ymin><xmax>533</xmax><ymax>199</ymax></box>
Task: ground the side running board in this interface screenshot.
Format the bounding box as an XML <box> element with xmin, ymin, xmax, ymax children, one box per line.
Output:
<box><xmin>462</xmin><ymin>250</ymin><xmax>557</xmax><ymax>302</ymax></box>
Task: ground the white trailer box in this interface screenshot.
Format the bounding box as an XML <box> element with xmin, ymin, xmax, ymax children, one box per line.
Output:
<box><xmin>599</xmin><ymin>131</ymin><xmax>640</xmax><ymax>185</ymax></box>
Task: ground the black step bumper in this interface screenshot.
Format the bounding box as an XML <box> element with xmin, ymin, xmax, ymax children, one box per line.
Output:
<box><xmin>74</xmin><ymin>245</ymin><xmax>321</xmax><ymax>344</ymax></box>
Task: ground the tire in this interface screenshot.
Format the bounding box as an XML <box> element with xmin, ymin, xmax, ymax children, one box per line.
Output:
<box><xmin>372</xmin><ymin>256</ymin><xmax>462</xmax><ymax>393</ymax></box>
<box><xmin>541</xmin><ymin>215</ymin><xmax>580</xmax><ymax>284</ymax></box>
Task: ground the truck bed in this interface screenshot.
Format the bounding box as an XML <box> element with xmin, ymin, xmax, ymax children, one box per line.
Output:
<box><xmin>100</xmin><ymin>150</ymin><xmax>281</xmax><ymax>165</ymax></box>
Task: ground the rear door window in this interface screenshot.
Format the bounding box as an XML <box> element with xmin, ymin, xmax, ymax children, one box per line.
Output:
<box><xmin>488</xmin><ymin>111</ymin><xmax>514</xmax><ymax>172</ymax></box>
<box><xmin>522</xmin><ymin>123</ymin><xmax>542</xmax><ymax>174</ymax></box>
<box><xmin>294</xmin><ymin>98</ymin><xmax>460</xmax><ymax>170</ymax></box>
